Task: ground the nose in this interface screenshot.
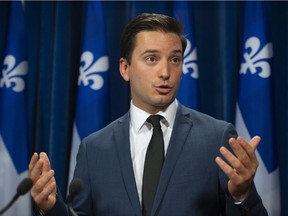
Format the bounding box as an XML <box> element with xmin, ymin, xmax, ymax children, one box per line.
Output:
<box><xmin>159</xmin><ymin>61</ymin><xmax>170</xmax><ymax>80</ymax></box>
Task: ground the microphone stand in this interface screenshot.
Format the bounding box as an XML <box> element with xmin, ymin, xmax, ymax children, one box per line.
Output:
<box><xmin>66</xmin><ymin>178</ymin><xmax>83</xmax><ymax>216</ymax></box>
<box><xmin>0</xmin><ymin>194</ymin><xmax>20</xmax><ymax>215</ymax></box>
<box><xmin>0</xmin><ymin>178</ymin><xmax>33</xmax><ymax>215</ymax></box>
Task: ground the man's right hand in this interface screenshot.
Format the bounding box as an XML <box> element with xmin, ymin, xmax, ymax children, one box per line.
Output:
<box><xmin>29</xmin><ymin>152</ymin><xmax>57</xmax><ymax>212</ymax></box>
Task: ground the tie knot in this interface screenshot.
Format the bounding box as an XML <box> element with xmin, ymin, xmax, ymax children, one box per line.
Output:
<box><xmin>147</xmin><ymin>115</ymin><xmax>163</xmax><ymax>129</ymax></box>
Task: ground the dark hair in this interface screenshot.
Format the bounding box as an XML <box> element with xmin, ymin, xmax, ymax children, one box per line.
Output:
<box><xmin>120</xmin><ymin>13</ymin><xmax>187</xmax><ymax>64</ymax></box>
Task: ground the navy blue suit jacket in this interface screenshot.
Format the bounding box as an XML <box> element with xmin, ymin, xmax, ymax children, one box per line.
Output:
<box><xmin>42</xmin><ymin>104</ymin><xmax>267</xmax><ymax>216</ymax></box>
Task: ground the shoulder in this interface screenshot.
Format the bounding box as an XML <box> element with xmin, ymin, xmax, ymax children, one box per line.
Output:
<box><xmin>178</xmin><ymin>104</ymin><xmax>228</xmax><ymax>125</ymax></box>
<box><xmin>83</xmin><ymin>112</ymin><xmax>129</xmax><ymax>142</ymax></box>
<box><xmin>177</xmin><ymin>104</ymin><xmax>236</xmax><ymax>134</ymax></box>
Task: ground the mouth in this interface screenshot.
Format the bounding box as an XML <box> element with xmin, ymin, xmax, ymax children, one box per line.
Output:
<box><xmin>155</xmin><ymin>84</ymin><xmax>173</xmax><ymax>94</ymax></box>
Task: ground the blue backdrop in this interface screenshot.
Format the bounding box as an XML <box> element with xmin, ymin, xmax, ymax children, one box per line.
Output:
<box><xmin>0</xmin><ymin>1</ymin><xmax>287</xmax><ymax>215</ymax></box>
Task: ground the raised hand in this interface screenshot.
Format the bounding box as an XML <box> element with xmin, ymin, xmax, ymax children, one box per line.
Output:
<box><xmin>215</xmin><ymin>136</ymin><xmax>260</xmax><ymax>201</ymax></box>
<box><xmin>29</xmin><ymin>152</ymin><xmax>57</xmax><ymax>212</ymax></box>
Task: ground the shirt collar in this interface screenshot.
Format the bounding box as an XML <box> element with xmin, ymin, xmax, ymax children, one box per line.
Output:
<box><xmin>130</xmin><ymin>100</ymin><xmax>178</xmax><ymax>133</ymax></box>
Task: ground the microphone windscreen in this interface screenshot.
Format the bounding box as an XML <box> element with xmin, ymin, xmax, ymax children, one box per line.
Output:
<box><xmin>16</xmin><ymin>178</ymin><xmax>33</xmax><ymax>196</ymax></box>
<box><xmin>69</xmin><ymin>178</ymin><xmax>83</xmax><ymax>196</ymax></box>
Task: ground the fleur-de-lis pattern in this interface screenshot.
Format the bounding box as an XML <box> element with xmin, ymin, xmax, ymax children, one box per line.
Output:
<box><xmin>78</xmin><ymin>51</ymin><xmax>109</xmax><ymax>90</ymax></box>
<box><xmin>0</xmin><ymin>55</ymin><xmax>28</xmax><ymax>92</ymax></box>
<box><xmin>182</xmin><ymin>39</ymin><xmax>199</xmax><ymax>79</ymax></box>
<box><xmin>240</xmin><ymin>36</ymin><xmax>273</xmax><ymax>78</ymax></box>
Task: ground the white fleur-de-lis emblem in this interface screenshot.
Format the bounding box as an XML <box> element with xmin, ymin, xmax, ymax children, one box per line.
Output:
<box><xmin>0</xmin><ymin>55</ymin><xmax>28</xmax><ymax>92</ymax></box>
<box><xmin>182</xmin><ymin>39</ymin><xmax>199</xmax><ymax>79</ymax></box>
<box><xmin>78</xmin><ymin>51</ymin><xmax>109</xmax><ymax>90</ymax></box>
<box><xmin>240</xmin><ymin>36</ymin><xmax>273</xmax><ymax>78</ymax></box>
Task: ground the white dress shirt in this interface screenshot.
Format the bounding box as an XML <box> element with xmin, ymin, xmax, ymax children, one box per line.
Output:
<box><xmin>129</xmin><ymin>100</ymin><xmax>178</xmax><ymax>203</ymax></box>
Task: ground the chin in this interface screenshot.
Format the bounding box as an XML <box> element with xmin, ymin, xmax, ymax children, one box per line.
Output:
<box><xmin>153</xmin><ymin>97</ymin><xmax>174</xmax><ymax>108</ymax></box>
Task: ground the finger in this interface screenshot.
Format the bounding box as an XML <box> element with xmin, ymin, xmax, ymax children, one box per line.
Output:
<box><xmin>32</xmin><ymin>171</ymin><xmax>57</xmax><ymax>205</ymax></box>
<box><xmin>30</xmin><ymin>159</ymin><xmax>44</xmax><ymax>183</ymax></box>
<box><xmin>34</xmin><ymin>180</ymin><xmax>56</xmax><ymax>204</ymax></box>
<box><xmin>248</xmin><ymin>135</ymin><xmax>261</xmax><ymax>149</ymax></box>
<box><xmin>215</xmin><ymin>156</ymin><xmax>237</xmax><ymax>179</ymax></box>
<box><xmin>237</xmin><ymin>136</ymin><xmax>260</xmax><ymax>166</ymax></box>
<box><xmin>39</xmin><ymin>152</ymin><xmax>51</xmax><ymax>173</ymax></box>
<box><xmin>29</xmin><ymin>152</ymin><xmax>39</xmax><ymax>174</ymax></box>
<box><xmin>32</xmin><ymin>169</ymin><xmax>55</xmax><ymax>195</ymax></box>
<box><xmin>219</xmin><ymin>146</ymin><xmax>245</xmax><ymax>174</ymax></box>
<box><xmin>237</xmin><ymin>136</ymin><xmax>261</xmax><ymax>155</ymax></box>
<box><xmin>228</xmin><ymin>138</ymin><xmax>251</xmax><ymax>168</ymax></box>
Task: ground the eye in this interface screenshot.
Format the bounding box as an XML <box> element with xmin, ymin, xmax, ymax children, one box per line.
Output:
<box><xmin>170</xmin><ymin>56</ymin><xmax>182</xmax><ymax>64</ymax></box>
<box><xmin>146</xmin><ymin>56</ymin><xmax>157</xmax><ymax>63</ymax></box>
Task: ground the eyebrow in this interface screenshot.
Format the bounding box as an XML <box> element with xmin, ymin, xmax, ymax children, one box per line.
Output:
<box><xmin>141</xmin><ymin>49</ymin><xmax>182</xmax><ymax>56</ymax></box>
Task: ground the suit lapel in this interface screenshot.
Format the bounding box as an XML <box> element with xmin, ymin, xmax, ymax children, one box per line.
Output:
<box><xmin>113</xmin><ymin>113</ymin><xmax>142</xmax><ymax>216</ymax></box>
<box><xmin>152</xmin><ymin>105</ymin><xmax>193</xmax><ymax>215</ymax></box>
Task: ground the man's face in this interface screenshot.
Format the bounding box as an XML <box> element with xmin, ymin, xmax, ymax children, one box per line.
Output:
<box><xmin>120</xmin><ymin>31</ymin><xmax>183</xmax><ymax>114</ymax></box>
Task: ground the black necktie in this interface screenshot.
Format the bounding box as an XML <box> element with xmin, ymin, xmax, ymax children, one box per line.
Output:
<box><xmin>142</xmin><ymin>115</ymin><xmax>164</xmax><ymax>216</ymax></box>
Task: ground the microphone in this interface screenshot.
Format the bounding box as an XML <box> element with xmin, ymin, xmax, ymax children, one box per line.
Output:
<box><xmin>0</xmin><ymin>177</ymin><xmax>33</xmax><ymax>215</ymax></box>
<box><xmin>66</xmin><ymin>178</ymin><xmax>83</xmax><ymax>216</ymax></box>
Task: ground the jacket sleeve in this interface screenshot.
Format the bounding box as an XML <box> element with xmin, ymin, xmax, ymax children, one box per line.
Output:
<box><xmin>32</xmin><ymin>191</ymin><xmax>69</xmax><ymax>216</ymax></box>
<box><xmin>225</xmin><ymin>183</ymin><xmax>268</xmax><ymax>216</ymax></box>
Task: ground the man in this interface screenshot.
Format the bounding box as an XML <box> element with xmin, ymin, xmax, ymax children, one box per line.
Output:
<box><xmin>29</xmin><ymin>13</ymin><xmax>267</xmax><ymax>215</ymax></box>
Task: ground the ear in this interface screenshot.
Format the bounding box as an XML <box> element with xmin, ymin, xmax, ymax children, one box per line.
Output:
<box><xmin>119</xmin><ymin>58</ymin><xmax>130</xmax><ymax>81</ymax></box>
